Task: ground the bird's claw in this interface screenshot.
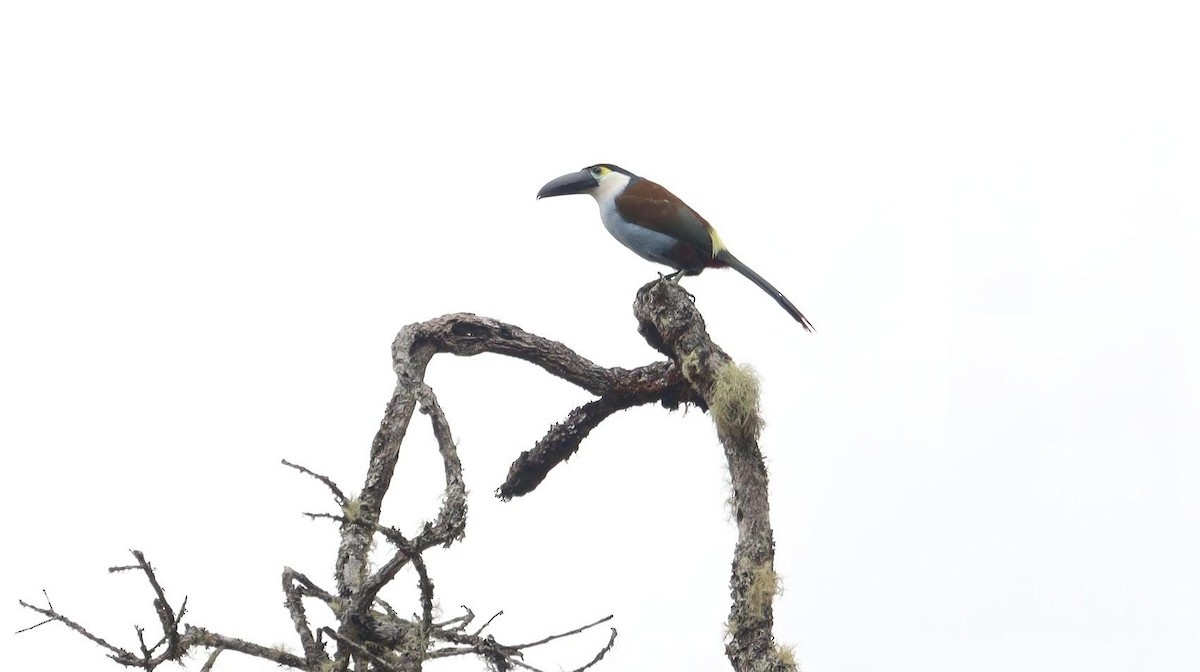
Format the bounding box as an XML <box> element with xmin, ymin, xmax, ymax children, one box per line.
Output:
<box><xmin>654</xmin><ymin>272</ymin><xmax>696</xmax><ymax>301</ymax></box>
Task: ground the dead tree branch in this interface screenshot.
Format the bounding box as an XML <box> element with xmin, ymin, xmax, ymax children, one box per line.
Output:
<box><xmin>20</xmin><ymin>281</ymin><xmax>795</xmax><ymax>671</ymax></box>
<box><xmin>634</xmin><ymin>279</ymin><xmax>796</xmax><ymax>672</ymax></box>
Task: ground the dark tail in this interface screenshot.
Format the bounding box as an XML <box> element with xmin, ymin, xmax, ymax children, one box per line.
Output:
<box><xmin>716</xmin><ymin>250</ymin><xmax>814</xmax><ymax>331</ymax></box>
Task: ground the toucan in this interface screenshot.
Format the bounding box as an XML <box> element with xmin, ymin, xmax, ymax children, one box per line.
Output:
<box><xmin>537</xmin><ymin>164</ymin><xmax>814</xmax><ymax>331</ymax></box>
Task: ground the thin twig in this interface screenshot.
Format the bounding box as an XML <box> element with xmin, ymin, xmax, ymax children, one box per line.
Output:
<box><xmin>198</xmin><ymin>647</ymin><xmax>225</xmax><ymax>672</ymax></box>
<box><xmin>304</xmin><ymin>512</ymin><xmax>346</xmax><ymax>523</ymax></box>
<box><xmin>14</xmin><ymin>617</ymin><xmax>53</xmax><ymax>634</ymax></box>
<box><xmin>510</xmin><ymin>659</ymin><xmax>549</xmax><ymax>672</ymax></box>
<box><xmin>136</xmin><ymin>625</ymin><xmax>150</xmax><ymax>660</ymax></box>
<box><xmin>375</xmin><ymin>596</ymin><xmax>400</xmax><ymax>621</ymax></box>
<box><xmin>507</xmin><ymin>615</ymin><xmax>614</xmax><ymax>650</ymax></box>
<box><xmin>471</xmin><ymin>610</ymin><xmax>503</xmax><ymax>637</ymax></box>
<box><xmin>18</xmin><ymin>600</ymin><xmax>132</xmax><ymax>659</ymax></box>
<box><xmin>282</xmin><ymin>459</ymin><xmax>348</xmax><ymax>506</ymax></box>
<box><xmin>319</xmin><ymin>627</ymin><xmax>393</xmax><ymax>670</ymax></box>
<box><xmin>567</xmin><ymin>628</ymin><xmax>619</xmax><ymax>672</ymax></box>
<box><xmin>14</xmin><ymin>592</ymin><xmax>55</xmax><ymax>634</ymax></box>
<box><xmin>436</xmin><ymin>606</ymin><xmax>474</xmax><ymax>631</ymax></box>
<box><xmin>287</xmin><ymin>569</ymin><xmax>336</xmax><ymax>603</ymax></box>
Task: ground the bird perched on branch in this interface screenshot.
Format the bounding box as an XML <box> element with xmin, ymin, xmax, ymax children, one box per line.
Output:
<box><xmin>537</xmin><ymin>164</ymin><xmax>814</xmax><ymax>330</ymax></box>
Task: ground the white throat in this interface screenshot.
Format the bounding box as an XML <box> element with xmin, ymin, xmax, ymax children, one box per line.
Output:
<box><xmin>590</xmin><ymin>171</ymin><xmax>632</xmax><ymax>209</ymax></box>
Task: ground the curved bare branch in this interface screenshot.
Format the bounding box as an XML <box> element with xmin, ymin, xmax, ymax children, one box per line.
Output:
<box><xmin>634</xmin><ymin>279</ymin><xmax>796</xmax><ymax>672</ymax></box>
<box><xmin>20</xmin><ymin>287</ymin><xmax>796</xmax><ymax>672</ymax></box>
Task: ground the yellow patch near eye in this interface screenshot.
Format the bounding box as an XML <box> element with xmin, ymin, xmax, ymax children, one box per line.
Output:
<box><xmin>595</xmin><ymin>166</ymin><xmax>610</xmax><ymax>177</ymax></box>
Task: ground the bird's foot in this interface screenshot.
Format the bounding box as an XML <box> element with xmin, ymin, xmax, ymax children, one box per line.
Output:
<box><xmin>660</xmin><ymin>269</ymin><xmax>687</xmax><ymax>284</ymax></box>
<box><xmin>653</xmin><ymin>272</ymin><xmax>696</xmax><ymax>301</ymax></box>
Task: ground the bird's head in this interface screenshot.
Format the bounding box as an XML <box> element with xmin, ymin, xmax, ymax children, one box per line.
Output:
<box><xmin>537</xmin><ymin>164</ymin><xmax>634</xmax><ymax>201</ymax></box>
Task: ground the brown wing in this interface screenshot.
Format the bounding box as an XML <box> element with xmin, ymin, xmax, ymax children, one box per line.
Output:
<box><xmin>614</xmin><ymin>179</ymin><xmax>719</xmax><ymax>258</ymax></box>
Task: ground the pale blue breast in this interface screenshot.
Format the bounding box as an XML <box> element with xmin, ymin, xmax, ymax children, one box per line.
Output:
<box><xmin>597</xmin><ymin>200</ymin><xmax>680</xmax><ymax>269</ymax></box>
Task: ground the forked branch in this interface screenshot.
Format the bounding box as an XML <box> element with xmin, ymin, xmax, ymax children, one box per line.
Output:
<box><xmin>20</xmin><ymin>281</ymin><xmax>793</xmax><ymax>672</ymax></box>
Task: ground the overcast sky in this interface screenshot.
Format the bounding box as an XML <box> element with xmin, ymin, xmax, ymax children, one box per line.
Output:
<box><xmin>2</xmin><ymin>2</ymin><xmax>1198</xmax><ymax>671</ymax></box>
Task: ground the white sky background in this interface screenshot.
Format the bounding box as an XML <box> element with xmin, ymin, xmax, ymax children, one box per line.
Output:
<box><xmin>2</xmin><ymin>2</ymin><xmax>1198</xmax><ymax>671</ymax></box>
